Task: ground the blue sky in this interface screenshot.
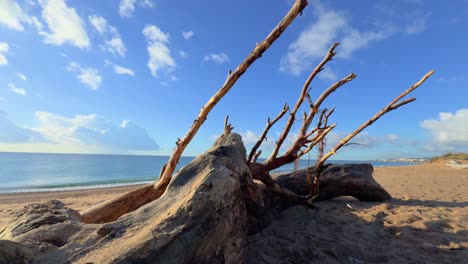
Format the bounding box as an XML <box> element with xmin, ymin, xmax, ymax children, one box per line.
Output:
<box><xmin>0</xmin><ymin>0</ymin><xmax>467</xmax><ymax>160</ymax></box>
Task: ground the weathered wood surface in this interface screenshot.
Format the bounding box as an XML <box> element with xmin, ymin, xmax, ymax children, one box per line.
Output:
<box><xmin>1</xmin><ymin>133</ymin><xmax>253</xmax><ymax>263</ymax></box>
<box><xmin>0</xmin><ymin>134</ymin><xmax>391</xmax><ymax>263</ymax></box>
<box><xmin>274</xmin><ymin>164</ymin><xmax>391</xmax><ymax>202</ymax></box>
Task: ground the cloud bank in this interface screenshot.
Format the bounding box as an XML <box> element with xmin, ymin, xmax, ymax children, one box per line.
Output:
<box><xmin>421</xmin><ymin>108</ymin><xmax>468</xmax><ymax>150</ymax></box>
<box><xmin>34</xmin><ymin>112</ymin><xmax>159</xmax><ymax>151</ymax></box>
<box><xmin>0</xmin><ymin>111</ymin><xmax>47</xmax><ymax>143</ymax></box>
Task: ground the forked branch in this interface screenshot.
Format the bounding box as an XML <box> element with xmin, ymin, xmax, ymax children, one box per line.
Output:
<box><xmin>262</xmin><ymin>71</ymin><xmax>354</xmax><ymax>172</ymax></box>
<box><xmin>224</xmin><ymin>115</ymin><xmax>234</xmax><ymax>134</ymax></box>
<box><xmin>307</xmin><ymin>70</ymin><xmax>433</xmax><ymax>198</ymax></box>
<box><xmin>156</xmin><ymin>0</ymin><xmax>309</xmax><ymax>189</ymax></box>
<box><xmin>248</xmin><ymin>103</ymin><xmax>289</xmax><ymax>165</ymax></box>
<box><xmin>317</xmin><ymin>70</ymin><xmax>435</xmax><ymax>167</ymax></box>
<box><xmin>266</xmin><ymin>43</ymin><xmax>340</xmax><ymax>164</ymax></box>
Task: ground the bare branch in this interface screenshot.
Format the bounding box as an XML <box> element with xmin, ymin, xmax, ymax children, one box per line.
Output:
<box><xmin>248</xmin><ymin>103</ymin><xmax>289</xmax><ymax>164</ymax></box>
<box><xmin>156</xmin><ymin>0</ymin><xmax>309</xmax><ymax>189</ymax></box>
<box><xmin>315</xmin><ymin>73</ymin><xmax>356</xmax><ymax>110</ymax></box>
<box><xmin>265</xmin><ymin>43</ymin><xmax>340</xmax><ymax>164</ymax></box>
<box><xmin>298</xmin><ymin>123</ymin><xmax>336</xmax><ymax>158</ymax></box>
<box><xmin>224</xmin><ymin>115</ymin><xmax>234</xmax><ymax>134</ymax></box>
<box><xmin>253</xmin><ymin>150</ymin><xmax>262</xmax><ymax>164</ymax></box>
<box><xmin>317</xmin><ymin>70</ymin><xmax>434</xmax><ymax>167</ymax></box>
<box><xmin>388</xmin><ymin>70</ymin><xmax>434</xmax><ymax>107</ymax></box>
<box><xmin>389</xmin><ymin>97</ymin><xmax>416</xmax><ymax>110</ymax></box>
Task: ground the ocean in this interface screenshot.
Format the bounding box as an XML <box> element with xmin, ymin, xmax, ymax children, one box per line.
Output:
<box><xmin>0</xmin><ymin>152</ymin><xmax>421</xmax><ymax>193</ymax></box>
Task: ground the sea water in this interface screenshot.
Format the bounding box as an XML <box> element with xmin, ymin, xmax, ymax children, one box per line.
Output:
<box><xmin>0</xmin><ymin>152</ymin><xmax>421</xmax><ymax>193</ymax></box>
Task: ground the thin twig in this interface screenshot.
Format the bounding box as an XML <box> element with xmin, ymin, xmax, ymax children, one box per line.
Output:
<box><xmin>224</xmin><ymin>115</ymin><xmax>234</xmax><ymax>134</ymax></box>
<box><xmin>248</xmin><ymin>103</ymin><xmax>289</xmax><ymax>164</ymax></box>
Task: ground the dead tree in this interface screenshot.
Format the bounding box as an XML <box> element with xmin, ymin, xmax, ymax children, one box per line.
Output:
<box><xmin>80</xmin><ymin>0</ymin><xmax>433</xmax><ymax>224</ymax></box>
<box><xmin>81</xmin><ymin>0</ymin><xmax>309</xmax><ymax>224</ymax></box>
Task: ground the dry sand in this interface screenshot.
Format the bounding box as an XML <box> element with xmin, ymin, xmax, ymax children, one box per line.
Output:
<box><xmin>0</xmin><ymin>162</ymin><xmax>467</xmax><ymax>263</ymax></box>
<box><xmin>247</xmin><ymin>162</ymin><xmax>468</xmax><ymax>263</ymax></box>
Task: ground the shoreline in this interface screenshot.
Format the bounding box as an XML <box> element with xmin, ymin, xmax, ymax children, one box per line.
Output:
<box><xmin>1</xmin><ymin>162</ymin><xmax>467</xmax><ymax>261</ymax></box>
<box><xmin>0</xmin><ymin>183</ymin><xmax>147</xmax><ymax>204</ymax></box>
<box><xmin>1</xmin><ymin>162</ymin><xmax>467</xmax><ymax>230</ymax></box>
<box><xmin>0</xmin><ymin>161</ymin><xmax>426</xmax><ymax>195</ymax></box>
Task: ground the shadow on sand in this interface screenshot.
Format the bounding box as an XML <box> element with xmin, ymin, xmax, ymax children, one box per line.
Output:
<box><xmin>246</xmin><ymin>197</ymin><xmax>467</xmax><ymax>264</ymax></box>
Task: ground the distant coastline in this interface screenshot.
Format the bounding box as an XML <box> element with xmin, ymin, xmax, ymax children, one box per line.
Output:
<box><xmin>377</xmin><ymin>158</ymin><xmax>429</xmax><ymax>163</ymax></box>
<box><xmin>0</xmin><ymin>152</ymin><xmax>424</xmax><ymax>193</ymax></box>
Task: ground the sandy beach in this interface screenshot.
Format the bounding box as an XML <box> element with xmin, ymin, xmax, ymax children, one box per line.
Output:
<box><xmin>1</xmin><ymin>162</ymin><xmax>467</xmax><ymax>263</ymax></box>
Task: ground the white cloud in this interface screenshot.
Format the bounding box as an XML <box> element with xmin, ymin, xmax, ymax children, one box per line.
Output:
<box><xmin>67</xmin><ymin>62</ymin><xmax>102</xmax><ymax>90</ymax></box>
<box><xmin>375</xmin><ymin>2</ymin><xmax>429</xmax><ymax>36</ymax></box>
<box><xmin>30</xmin><ymin>16</ymin><xmax>43</xmax><ymax>31</ymax></box>
<box><xmin>114</xmin><ymin>65</ymin><xmax>135</xmax><ymax>76</ymax></box>
<box><xmin>338</xmin><ymin>29</ymin><xmax>389</xmax><ymax>59</ymax></box>
<box><xmin>119</xmin><ymin>0</ymin><xmax>155</xmax><ymax>17</ymax></box>
<box><xmin>421</xmin><ymin>109</ymin><xmax>468</xmax><ymax>148</ymax></box>
<box><xmin>16</xmin><ymin>72</ymin><xmax>27</xmax><ymax>80</ymax></box>
<box><xmin>88</xmin><ymin>15</ymin><xmax>107</xmax><ymax>33</ymax></box>
<box><xmin>78</xmin><ymin>68</ymin><xmax>101</xmax><ymax>90</ymax></box>
<box><xmin>404</xmin><ymin>15</ymin><xmax>428</xmax><ymax>34</ymax></box>
<box><xmin>89</xmin><ymin>15</ymin><xmax>126</xmax><ymax>57</ymax></box>
<box><xmin>203</xmin><ymin>53</ymin><xmax>229</xmax><ymax>64</ymax></box>
<box><xmin>119</xmin><ymin>0</ymin><xmax>136</xmax><ymax>17</ymax></box>
<box><xmin>182</xmin><ymin>30</ymin><xmax>195</xmax><ymax>40</ymax></box>
<box><xmin>0</xmin><ymin>42</ymin><xmax>8</xmax><ymax>52</ymax></box>
<box><xmin>142</xmin><ymin>24</ymin><xmax>175</xmax><ymax>78</ymax></box>
<box><xmin>0</xmin><ymin>0</ymin><xmax>44</xmax><ymax>32</ymax></box>
<box><xmin>0</xmin><ymin>110</ymin><xmax>47</xmax><ymax>143</ymax></box>
<box><xmin>319</xmin><ymin>67</ymin><xmax>337</xmax><ymax>81</ymax></box>
<box><xmin>105</xmin><ymin>60</ymin><xmax>135</xmax><ymax>77</ymax></box>
<box><xmin>179</xmin><ymin>50</ymin><xmax>188</xmax><ymax>58</ymax></box>
<box><xmin>106</xmin><ymin>37</ymin><xmax>126</xmax><ymax>57</ymax></box>
<box><xmin>35</xmin><ymin>112</ymin><xmax>159</xmax><ymax>150</ymax></box>
<box><xmin>241</xmin><ymin>130</ymin><xmax>262</xmax><ymax>145</ymax></box>
<box><xmin>8</xmin><ymin>83</ymin><xmax>27</xmax><ymax>95</ymax></box>
<box><xmin>239</xmin><ymin>130</ymin><xmax>281</xmax><ymax>152</ymax></box>
<box><xmin>0</xmin><ymin>42</ymin><xmax>8</xmax><ymax>65</ymax></box>
<box><xmin>280</xmin><ymin>2</ymin><xmax>391</xmax><ymax>75</ymax></box>
<box><xmin>387</xmin><ymin>134</ymin><xmax>399</xmax><ymax>144</ymax></box>
<box><xmin>0</xmin><ymin>0</ymin><xmax>27</xmax><ymax>30</ymax></box>
<box><xmin>38</xmin><ymin>0</ymin><xmax>90</xmax><ymax>48</ymax></box>
<box><xmin>143</xmin><ymin>25</ymin><xmax>169</xmax><ymax>42</ymax></box>
<box><xmin>140</xmin><ymin>0</ymin><xmax>154</xmax><ymax>8</ymax></box>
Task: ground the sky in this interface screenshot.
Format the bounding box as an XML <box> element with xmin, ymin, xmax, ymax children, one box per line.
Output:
<box><xmin>0</xmin><ymin>0</ymin><xmax>467</xmax><ymax>160</ymax></box>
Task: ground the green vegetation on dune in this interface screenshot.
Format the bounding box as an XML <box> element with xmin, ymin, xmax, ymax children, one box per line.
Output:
<box><xmin>430</xmin><ymin>153</ymin><xmax>468</xmax><ymax>162</ymax></box>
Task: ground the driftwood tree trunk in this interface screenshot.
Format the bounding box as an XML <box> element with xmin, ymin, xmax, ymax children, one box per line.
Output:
<box><xmin>0</xmin><ymin>1</ymin><xmax>437</xmax><ymax>262</ymax></box>
<box><xmin>0</xmin><ymin>133</ymin><xmax>394</xmax><ymax>263</ymax></box>
<box><xmin>81</xmin><ymin>0</ymin><xmax>434</xmax><ymax>224</ymax></box>
<box><xmin>81</xmin><ymin>0</ymin><xmax>309</xmax><ymax>224</ymax></box>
